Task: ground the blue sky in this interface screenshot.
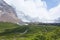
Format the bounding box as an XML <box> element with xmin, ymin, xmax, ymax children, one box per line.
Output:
<box><xmin>4</xmin><ymin>0</ymin><xmax>60</xmax><ymax>23</ymax></box>
<box><xmin>4</xmin><ymin>0</ymin><xmax>60</xmax><ymax>9</ymax></box>
<box><xmin>42</xmin><ymin>0</ymin><xmax>60</xmax><ymax>9</ymax></box>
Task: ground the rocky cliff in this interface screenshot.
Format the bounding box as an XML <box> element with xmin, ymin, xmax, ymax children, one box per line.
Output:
<box><xmin>0</xmin><ymin>0</ymin><xmax>20</xmax><ymax>23</ymax></box>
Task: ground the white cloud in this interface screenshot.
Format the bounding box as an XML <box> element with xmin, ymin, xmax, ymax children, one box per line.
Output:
<box><xmin>4</xmin><ymin>0</ymin><xmax>13</xmax><ymax>5</ymax></box>
<box><xmin>49</xmin><ymin>4</ymin><xmax>60</xmax><ymax>20</ymax></box>
<box><xmin>4</xmin><ymin>0</ymin><xmax>60</xmax><ymax>23</ymax></box>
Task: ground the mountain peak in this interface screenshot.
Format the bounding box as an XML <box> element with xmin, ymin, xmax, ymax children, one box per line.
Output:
<box><xmin>0</xmin><ymin>0</ymin><xmax>21</xmax><ymax>23</ymax></box>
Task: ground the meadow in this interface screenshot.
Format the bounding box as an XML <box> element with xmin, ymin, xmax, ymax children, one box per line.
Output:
<box><xmin>0</xmin><ymin>22</ymin><xmax>60</xmax><ymax>40</ymax></box>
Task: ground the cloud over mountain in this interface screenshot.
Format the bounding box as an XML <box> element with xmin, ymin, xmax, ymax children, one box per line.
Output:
<box><xmin>4</xmin><ymin>0</ymin><xmax>60</xmax><ymax>23</ymax></box>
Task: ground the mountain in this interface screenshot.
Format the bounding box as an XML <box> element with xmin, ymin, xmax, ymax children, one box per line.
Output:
<box><xmin>0</xmin><ymin>0</ymin><xmax>20</xmax><ymax>23</ymax></box>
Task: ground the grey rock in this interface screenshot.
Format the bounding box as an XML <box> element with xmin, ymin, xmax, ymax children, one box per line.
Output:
<box><xmin>0</xmin><ymin>0</ymin><xmax>20</xmax><ymax>23</ymax></box>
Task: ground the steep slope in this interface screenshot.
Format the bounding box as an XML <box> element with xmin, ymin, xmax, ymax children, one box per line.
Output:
<box><xmin>0</xmin><ymin>0</ymin><xmax>20</xmax><ymax>23</ymax></box>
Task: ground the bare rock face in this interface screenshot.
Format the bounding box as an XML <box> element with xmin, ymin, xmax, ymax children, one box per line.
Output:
<box><xmin>0</xmin><ymin>0</ymin><xmax>20</xmax><ymax>23</ymax></box>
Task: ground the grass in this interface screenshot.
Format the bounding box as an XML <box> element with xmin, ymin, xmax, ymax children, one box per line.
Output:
<box><xmin>0</xmin><ymin>22</ymin><xmax>60</xmax><ymax>40</ymax></box>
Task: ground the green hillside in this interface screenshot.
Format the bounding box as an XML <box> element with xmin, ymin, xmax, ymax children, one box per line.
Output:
<box><xmin>0</xmin><ymin>22</ymin><xmax>60</xmax><ymax>40</ymax></box>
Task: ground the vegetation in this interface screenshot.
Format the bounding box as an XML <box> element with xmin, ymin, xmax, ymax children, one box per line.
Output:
<box><xmin>0</xmin><ymin>22</ymin><xmax>60</xmax><ymax>40</ymax></box>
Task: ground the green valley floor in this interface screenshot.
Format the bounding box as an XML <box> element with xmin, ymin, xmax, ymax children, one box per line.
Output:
<box><xmin>0</xmin><ymin>22</ymin><xmax>60</xmax><ymax>40</ymax></box>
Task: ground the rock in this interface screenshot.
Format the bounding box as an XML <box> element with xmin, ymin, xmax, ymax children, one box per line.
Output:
<box><xmin>0</xmin><ymin>0</ymin><xmax>20</xmax><ymax>23</ymax></box>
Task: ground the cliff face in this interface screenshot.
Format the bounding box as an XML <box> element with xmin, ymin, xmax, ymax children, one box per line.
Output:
<box><xmin>0</xmin><ymin>0</ymin><xmax>20</xmax><ymax>23</ymax></box>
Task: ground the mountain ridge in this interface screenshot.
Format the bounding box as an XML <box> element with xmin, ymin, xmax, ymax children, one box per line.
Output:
<box><xmin>0</xmin><ymin>0</ymin><xmax>21</xmax><ymax>23</ymax></box>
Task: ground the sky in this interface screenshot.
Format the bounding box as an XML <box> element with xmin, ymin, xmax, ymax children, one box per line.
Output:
<box><xmin>4</xmin><ymin>0</ymin><xmax>60</xmax><ymax>23</ymax></box>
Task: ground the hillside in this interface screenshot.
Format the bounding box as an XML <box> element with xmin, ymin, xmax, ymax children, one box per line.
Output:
<box><xmin>0</xmin><ymin>0</ymin><xmax>20</xmax><ymax>23</ymax></box>
<box><xmin>0</xmin><ymin>22</ymin><xmax>60</xmax><ymax>40</ymax></box>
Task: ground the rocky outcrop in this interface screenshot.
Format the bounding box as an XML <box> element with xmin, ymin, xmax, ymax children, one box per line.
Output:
<box><xmin>0</xmin><ymin>0</ymin><xmax>20</xmax><ymax>23</ymax></box>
